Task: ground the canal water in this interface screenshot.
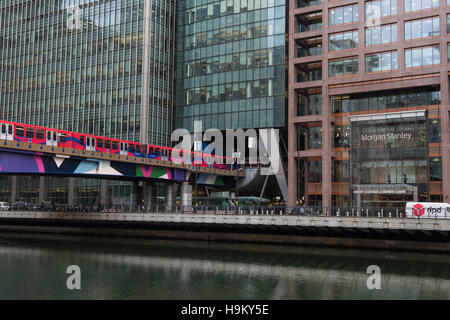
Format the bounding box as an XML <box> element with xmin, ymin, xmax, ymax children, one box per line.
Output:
<box><xmin>0</xmin><ymin>232</ymin><xmax>449</xmax><ymax>300</ymax></box>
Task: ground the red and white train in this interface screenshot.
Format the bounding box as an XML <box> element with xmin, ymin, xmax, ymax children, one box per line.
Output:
<box><xmin>0</xmin><ymin>120</ymin><xmax>234</xmax><ymax>170</ymax></box>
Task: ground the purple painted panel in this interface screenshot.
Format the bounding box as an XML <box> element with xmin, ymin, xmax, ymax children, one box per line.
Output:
<box><xmin>173</xmin><ymin>169</ymin><xmax>186</xmax><ymax>181</ymax></box>
<box><xmin>0</xmin><ymin>151</ymin><xmax>41</xmax><ymax>173</ymax></box>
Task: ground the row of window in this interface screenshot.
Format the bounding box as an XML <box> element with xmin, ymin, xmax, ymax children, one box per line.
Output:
<box><xmin>184</xmin><ymin>0</ymin><xmax>284</xmax><ymax>24</ymax></box>
<box><xmin>329</xmin><ymin>17</ymin><xmax>438</xmax><ymax>53</ymax></box>
<box><xmin>326</xmin><ymin>45</ymin><xmax>440</xmax><ymax>78</ymax></box>
<box><xmin>304</xmin><ymin>161</ymin><xmax>442</xmax><ymax>185</ymax></box>
<box><xmin>330</xmin><ymin>87</ymin><xmax>441</xmax><ymax>114</ymax></box>
<box><xmin>328</xmin><ymin>0</ymin><xmax>443</xmax><ymax>28</ymax></box>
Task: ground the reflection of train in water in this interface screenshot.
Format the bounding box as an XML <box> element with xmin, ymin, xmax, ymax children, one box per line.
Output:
<box><xmin>0</xmin><ymin>120</ymin><xmax>235</xmax><ymax>170</ymax></box>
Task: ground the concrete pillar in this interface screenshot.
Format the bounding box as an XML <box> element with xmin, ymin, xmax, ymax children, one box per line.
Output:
<box><xmin>39</xmin><ymin>176</ymin><xmax>48</xmax><ymax>203</ymax></box>
<box><xmin>165</xmin><ymin>183</ymin><xmax>178</xmax><ymax>212</ymax></box>
<box><xmin>357</xmin><ymin>193</ymin><xmax>362</xmax><ymax>212</ymax></box>
<box><xmin>68</xmin><ymin>178</ymin><xmax>77</xmax><ymax>205</ymax></box>
<box><xmin>180</xmin><ymin>182</ymin><xmax>193</xmax><ymax>212</ymax></box>
<box><xmin>10</xmin><ymin>176</ymin><xmax>18</xmax><ymax>203</ymax></box>
<box><xmin>143</xmin><ymin>182</ymin><xmax>157</xmax><ymax>210</ymax></box>
<box><xmin>130</xmin><ymin>181</ymin><xmax>139</xmax><ymax>209</ymax></box>
<box><xmin>100</xmin><ymin>180</ymin><xmax>110</xmax><ymax>207</ymax></box>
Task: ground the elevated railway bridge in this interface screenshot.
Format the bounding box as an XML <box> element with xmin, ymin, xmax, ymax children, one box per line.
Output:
<box><xmin>0</xmin><ymin>138</ymin><xmax>245</xmax><ymax>209</ymax></box>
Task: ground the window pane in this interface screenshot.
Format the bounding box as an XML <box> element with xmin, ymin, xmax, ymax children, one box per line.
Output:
<box><xmin>412</xmin><ymin>48</ymin><xmax>422</xmax><ymax>67</ymax></box>
<box><xmin>405</xmin><ymin>49</ymin><xmax>412</xmax><ymax>68</ymax></box>
<box><xmin>411</xmin><ymin>20</ymin><xmax>421</xmax><ymax>39</ymax></box>
<box><xmin>335</xmin><ymin>7</ymin><xmax>343</xmax><ymax>25</ymax></box>
<box><xmin>433</xmin><ymin>46</ymin><xmax>440</xmax><ymax>65</ymax></box>
<box><xmin>344</xmin><ymin>6</ymin><xmax>352</xmax><ymax>24</ymax></box>
<box><xmin>422</xmin><ymin>18</ymin><xmax>432</xmax><ymax>38</ymax></box>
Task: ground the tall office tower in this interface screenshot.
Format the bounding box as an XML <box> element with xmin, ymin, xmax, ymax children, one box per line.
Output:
<box><xmin>288</xmin><ymin>0</ymin><xmax>450</xmax><ymax>210</ymax></box>
<box><xmin>0</xmin><ymin>0</ymin><xmax>176</xmax><ymax>145</ymax></box>
<box><xmin>176</xmin><ymin>0</ymin><xmax>287</xmax><ymax>133</ymax></box>
<box><xmin>0</xmin><ymin>0</ymin><xmax>176</xmax><ymax>205</ymax></box>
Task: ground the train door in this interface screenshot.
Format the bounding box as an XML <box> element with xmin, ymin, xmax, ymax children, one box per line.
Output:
<box><xmin>0</xmin><ymin>123</ymin><xmax>14</xmax><ymax>141</ymax></box>
<box><xmin>86</xmin><ymin>137</ymin><xmax>96</xmax><ymax>152</ymax></box>
<box><xmin>46</xmin><ymin>131</ymin><xmax>58</xmax><ymax>147</ymax></box>
<box><xmin>120</xmin><ymin>142</ymin><xmax>129</xmax><ymax>155</ymax></box>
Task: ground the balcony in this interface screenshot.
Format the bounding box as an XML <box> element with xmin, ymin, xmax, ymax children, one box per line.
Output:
<box><xmin>297</xmin><ymin>68</ymin><xmax>322</xmax><ymax>83</ymax></box>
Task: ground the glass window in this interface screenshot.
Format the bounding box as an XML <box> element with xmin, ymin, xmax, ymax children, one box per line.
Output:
<box><xmin>405</xmin><ymin>17</ymin><xmax>439</xmax><ymax>40</ymax></box>
<box><xmin>329</xmin><ymin>4</ymin><xmax>357</xmax><ymax>26</ymax></box>
<box><xmin>329</xmin><ymin>30</ymin><xmax>358</xmax><ymax>51</ymax></box>
<box><xmin>405</xmin><ymin>0</ymin><xmax>439</xmax><ymax>12</ymax></box>
<box><xmin>329</xmin><ymin>57</ymin><xmax>358</xmax><ymax>77</ymax></box>
<box><xmin>405</xmin><ymin>45</ymin><xmax>440</xmax><ymax>68</ymax></box>
<box><xmin>331</xmin><ymin>87</ymin><xmax>441</xmax><ymax>113</ymax></box>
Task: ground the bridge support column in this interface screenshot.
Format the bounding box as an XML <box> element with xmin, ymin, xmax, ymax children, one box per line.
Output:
<box><xmin>100</xmin><ymin>180</ymin><xmax>110</xmax><ymax>208</ymax></box>
<box><xmin>165</xmin><ymin>183</ymin><xmax>178</xmax><ymax>212</ymax></box>
<box><xmin>39</xmin><ymin>177</ymin><xmax>48</xmax><ymax>204</ymax></box>
<box><xmin>180</xmin><ymin>182</ymin><xmax>193</xmax><ymax>212</ymax></box>
<box><xmin>143</xmin><ymin>182</ymin><xmax>156</xmax><ymax>211</ymax></box>
<box><xmin>68</xmin><ymin>178</ymin><xmax>77</xmax><ymax>206</ymax></box>
<box><xmin>10</xmin><ymin>176</ymin><xmax>18</xmax><ymax>203</ymax></box>
<box><xmin>130</xmin><ymin>181</ymin><xmax>139</xmax><ymax>209</ymax></box>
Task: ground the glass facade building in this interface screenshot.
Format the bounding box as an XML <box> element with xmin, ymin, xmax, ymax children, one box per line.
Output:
<box><xmin>0</xmin><ymin>0</ymin><xmax>176</xmax><ymax>205</ymax></box>
<box><xmin>0</xmin><ymin>0</ymin><xmax>176</xmax><ymax>145</ymax></box>
<box><xmin>175</xmin><ymin>0</ymin><xmax>287</xmax><ymax>131</ymax></box>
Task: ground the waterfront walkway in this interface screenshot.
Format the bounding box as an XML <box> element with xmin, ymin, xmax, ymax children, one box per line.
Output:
<box><xmin>1</xmin><ymin>210</ymin><xmax>449</xmax><ymax>232</ymax></box>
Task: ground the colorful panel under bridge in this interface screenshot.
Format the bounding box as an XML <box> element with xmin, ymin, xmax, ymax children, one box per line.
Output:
<box><xmin>0</xmin><ymin>140</ymin><xmax>243</xmax><ymax>187</ymax></box>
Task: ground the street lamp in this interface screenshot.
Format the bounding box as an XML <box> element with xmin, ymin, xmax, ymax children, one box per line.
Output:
<box><xmin>194</xmin><ymin>140</ymin><xmax>202</xmax><ymax>212</ymax></box>
<box><xmin>233</xmin><ymin>152</ymin><xmax>241</xmax><ymax>213</ymax></box>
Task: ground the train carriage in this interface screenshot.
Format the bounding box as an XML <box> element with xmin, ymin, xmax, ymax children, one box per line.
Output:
<box><xmin>0</xmin><ymin>120</ymin><xmax>236</xmax><ymax>171</ymax></box>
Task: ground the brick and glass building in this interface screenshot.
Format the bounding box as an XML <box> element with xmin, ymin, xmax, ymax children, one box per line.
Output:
<box><xmin>288</xmin><ymin>0</ymin><xmax>450</xmax><ymax>210</ymax></box>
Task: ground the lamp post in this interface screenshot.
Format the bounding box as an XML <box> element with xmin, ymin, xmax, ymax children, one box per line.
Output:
<box><xmin>233</xmin><ymin>152</ymin><xmax>241</xmax><ymax>213</ymax></box>
<box><xmin>194</xmin><ymin>140</ymin><xmax>202</xmax><ymax>212</ymax></box>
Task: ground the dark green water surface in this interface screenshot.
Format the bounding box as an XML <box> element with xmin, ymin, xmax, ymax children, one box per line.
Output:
<box><xmin>0</xmin><ymin>232</ymin><xmax>449</xmax><ymax>300</ymax></box>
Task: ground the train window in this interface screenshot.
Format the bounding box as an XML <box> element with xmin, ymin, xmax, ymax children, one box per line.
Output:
<box><xmin>80</xmin><ymin>136</ymin><xmax>85</xmax><ymax>145</ymax></box>
<box><xmin>1</xmin><ymin>125</ymin><xmax>6</xmax><ymax>134</ymax></box>
<box><xmin>97</xmin><ymin>139</ymin><xmax>104</xmax><ymax>148</ymax></box>
<box><xmin>47</xmin><ymin>132</ymin><xmax>51</xmax><ymax>140</ymax></box>
<box><xmin>8</xmin><ymin>126</ymin><xmax>12</xmax><ymax>135</ymax></box>
<box><xmin>16</xmin><ymin>126</ymin><xmax>24</xmax><ymax>137</ymax></box>
<box><xmin>59</xmin><ymin>134</ymin><xmax>66</xmax><ymax>143</ymax></box>
<box><xmin>129</xmin><ymin>144</ymin><xmax>136</xmax><ymax>153</ymax></box>
<box><xmin>36</xmin><ymin>130</ymin><xmax>44</xmax><ymax>139</ymax></box>
<box><xmin>26</xmin><ymin>128</ymin><xmax>34</xmax><ymax>138</ymax></box>
<box><xmin>149</xmin><ymin>147</ymin><xmax>154</xmax><ymax>154</ymax></box>
<box><xmin>105</xmin><ymin>140</ymin><xmax>111</xmax><ymax>149</ymax></box>
<box><xmin>53</xmin><ymin>132</ymin><xmax>57</xmax><ymax>141</ymax></box>
<box><xmin>136</xmin><ymin>145</ymin><xmax>141</xmax><ymax>153</ymax></box>
<box><xmin>112</xmin><ymin>141</ymin><xmax>118</xmax><ymax>150</ymax></box>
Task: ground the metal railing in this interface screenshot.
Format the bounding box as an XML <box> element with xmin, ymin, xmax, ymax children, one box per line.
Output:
<box><xmin>1</xmin><ymin>204</ymin><xmax>449</xmax><ymax>220</ymax></box>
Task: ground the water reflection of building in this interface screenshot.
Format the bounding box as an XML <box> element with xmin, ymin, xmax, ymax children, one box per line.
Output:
<box><xmin>1</xmin><ymin>243</ymin><xmax>450</xmax><ymax>300</ymax></box>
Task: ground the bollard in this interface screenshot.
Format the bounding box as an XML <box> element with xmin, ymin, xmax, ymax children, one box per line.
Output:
<box><xmin>389</xmin><ymin>212</ymin><xmax>391</xmax><ymax>218</ymax></box>
<box><xmin>337</xmin><ymin>209</ymin><xmax>340</xmax><ymax>217</ymax></box>
<box><xmin>351</xmin><ymin>208</ymin><xmax>355</xmax><ymax>217</ymax></box>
